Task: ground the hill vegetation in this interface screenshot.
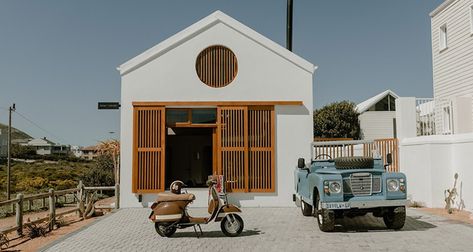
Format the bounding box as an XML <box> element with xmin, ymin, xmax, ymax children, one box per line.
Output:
<box><xmin>0</xmin><ymin>155</ymin><xmax>115</xmax><ymax>202</ymax></box>
<box><xmin>0</xmin><ymin>123</ymin><xmax>32</xmax><ymax>140</ymax></box>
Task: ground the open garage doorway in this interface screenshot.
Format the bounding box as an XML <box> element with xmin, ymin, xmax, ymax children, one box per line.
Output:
<box><xmin>165</xmin><ymin>127</ymin><xmax>214</xmax><ymax>188</ymax></box>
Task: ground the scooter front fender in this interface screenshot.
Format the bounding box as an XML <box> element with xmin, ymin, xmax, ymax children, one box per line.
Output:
<box><xmin>215</xmin><ymin>204</ymin><xmax>241</xmax><ymax>221</ymax></box>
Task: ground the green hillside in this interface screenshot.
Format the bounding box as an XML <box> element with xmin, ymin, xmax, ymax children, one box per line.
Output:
<box><xmin>0</xmin><ymin>123</ymin><xmax>32</xmax><ymax>140</ymax></box>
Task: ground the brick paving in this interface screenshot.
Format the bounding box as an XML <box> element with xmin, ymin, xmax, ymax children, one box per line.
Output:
<box><xmin>42</xmin><ymin>208</ymin><xmax>473</xmax><ymax>252</ymax></box>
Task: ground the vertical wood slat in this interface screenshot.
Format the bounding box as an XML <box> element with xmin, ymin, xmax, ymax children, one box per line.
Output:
<box><xmin>132</xmin><ymin>106</ymin><xmax>165</xmax><ymax>193</ymax></box>
<box><xmin>196</xmin><ymin>46</ymin><xmax>238</xmax><ymax>88</ymax></box>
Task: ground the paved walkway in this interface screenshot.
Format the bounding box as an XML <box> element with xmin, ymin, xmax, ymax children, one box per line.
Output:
<box><xmin>42</xmin><ymin>208</ymin><xmax>473</xmax><ymax>252</ymax></box>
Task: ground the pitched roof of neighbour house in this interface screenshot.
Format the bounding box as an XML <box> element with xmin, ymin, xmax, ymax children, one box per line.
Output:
<box><xmin>26</xmin><ymin>137</ymin><xmax>55</xmax><ymax>147</ymax></box>
<box><xmin>117</xmin><ymin>10</ymin><xmax>317</xmax><ymax>76</ymax></box>
<box><xmin>430</xmin><ymin>0</ymin><xmax>457</xmax><ymax>17</ymax></box>
<box><xmin>355</xmin><ymin>90</ymin><xmax>399</xmax><ymax>113</ymax></box>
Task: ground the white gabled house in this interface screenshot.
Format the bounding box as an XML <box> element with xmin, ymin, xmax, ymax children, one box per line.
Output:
<box><xmin>118</xmin><ymin>11</ymin><xmax>317</xmax><ymax>208</ymax></box>
<box><xmin>356</xmin><ymin>90</ymin><xmax>398</xmax><ymax>140</ymax></box>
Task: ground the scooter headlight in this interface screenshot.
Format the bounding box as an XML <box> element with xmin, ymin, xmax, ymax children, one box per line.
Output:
<box><xmin>387</xmin><ymin>179</ymin><xmax>400</xmax><ymax>192</ymax></box>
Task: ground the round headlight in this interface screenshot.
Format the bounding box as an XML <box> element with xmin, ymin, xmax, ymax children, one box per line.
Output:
<box><xmin>329</xmin><ymin>181</ymin><xmax>341</xmax><ymax>193</ymax></box>
<box><xmin>387</xmin><ymin>179</ymin><xmax>400</xmax><ymax>192</ymax></box>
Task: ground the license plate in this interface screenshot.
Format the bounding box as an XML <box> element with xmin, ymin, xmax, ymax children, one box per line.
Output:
<box><xmin>323</xmin><ymin>202</ymin><xmax>351</xmax><ymax>209</ymax></box>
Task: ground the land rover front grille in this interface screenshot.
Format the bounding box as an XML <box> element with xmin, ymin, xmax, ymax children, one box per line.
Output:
<box><xmin>343</xmin><ymin>173</ymin><xmax>381</xmax><ymax>196</ymax></box>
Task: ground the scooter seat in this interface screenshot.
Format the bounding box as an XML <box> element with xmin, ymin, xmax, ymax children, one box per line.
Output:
<box><xmin>156</xmin><ymin>192</ymin><xmax>195</xmax><ymax>202</ymax></box>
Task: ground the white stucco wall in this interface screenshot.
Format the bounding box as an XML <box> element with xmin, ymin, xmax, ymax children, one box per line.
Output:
<box><xmin>400</xmin><ymin>133</ymin><xmax>473</xmax><ymax>212</ymax></box>
<box><xmin>119</xmin><ymin>22</ymin><xmax>314</xmax><ymax>208</ymax></box>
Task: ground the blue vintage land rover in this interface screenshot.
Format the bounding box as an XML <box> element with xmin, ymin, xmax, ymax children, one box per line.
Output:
<box><xmin>293</xmin><ymin>153</ymin><xmax>407</xmax><ymax>232</ymax></box>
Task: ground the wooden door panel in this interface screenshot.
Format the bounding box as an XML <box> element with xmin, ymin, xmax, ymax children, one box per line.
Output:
<box><xmin>133</xmin><ymin>107</ymin><xmax>165</xmax><ymax>193</ymax></box>
<box><xmin>248</xmin><ymin>107</ymin><xmax>275</xmax><ymax>192</ymax></box>
<box><xmin>217</xmin><ymin>107</ymin><xmax>248</xmax><ymax>192</ymax></box>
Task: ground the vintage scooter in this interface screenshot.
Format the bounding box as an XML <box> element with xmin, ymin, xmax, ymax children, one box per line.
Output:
<box><xmin>149</xmin><ymin>177</ymin><xmax>244</xmax><ymax>237</ymax></box>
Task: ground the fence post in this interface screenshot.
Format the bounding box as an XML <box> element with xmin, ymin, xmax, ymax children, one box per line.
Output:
<box><xmin>16</xmin><ymin>193</ymin><xmax>23</xmax><ymax>236</ymax></box>
<box><xmin>77</xmin><ymin>181</ymin><xmax>83</xmax><ymax>216</ymax></box>
<box><xmin>48</xmin><ymin>189</ymin><xmax>55</xmax><ymax>231</ymax></box>
<box><xmin>115</xmin><ymin>184</ymin><xmax>120</xmax><ymax>209</ymax></box>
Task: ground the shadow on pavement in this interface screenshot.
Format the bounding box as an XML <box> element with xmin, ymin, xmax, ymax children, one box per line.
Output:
<box><xmin>171</xmin><ymin>229</ymin><xmax>262</xmax><ymax>238</ymax></box>
<box><xmin>332</xmin><ymin>214</ymin><xmax>436</xmax><ymax>233</ymax></box>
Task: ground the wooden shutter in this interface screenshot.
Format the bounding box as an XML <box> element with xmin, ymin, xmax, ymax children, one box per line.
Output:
<box><xmin>248</xmin><ymin>106</ymin><xmax>275</xmax><ymax>192</ymax></box>
<box><xmin>217</xmin><ymin>106</ymin><xmax>275</xmax><ymax>193</ymax></box>
<box><xmin>133</xmin><ymin>107</ymin><xmax>165</xmax><ymax>193</ymax></box>
<box><xmin>217</xmin><ymin>107</ymin><xmax>248</xmax><ymax>192</ymax></box>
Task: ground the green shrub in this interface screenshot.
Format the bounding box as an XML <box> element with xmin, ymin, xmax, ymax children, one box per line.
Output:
<box><xmin>313</xmin><ymin>101</ymin><xmax>361</xmax><ymax>139</ymax></box>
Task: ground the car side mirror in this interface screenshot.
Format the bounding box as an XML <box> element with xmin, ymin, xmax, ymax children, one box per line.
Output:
<box><xmin>297</xmin><ymin>158</ymin><xmax>305</xmax><ymax>169</ymax></box>
<box><xmin>386</xmin><ymin>153</ymin><xmax>392</xmax><ymax>165</ymax></box>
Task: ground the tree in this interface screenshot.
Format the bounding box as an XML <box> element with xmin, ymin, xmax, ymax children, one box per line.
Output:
<box><xmin>11</xmin><ymin>144</ymin><xmax>36</xmax><ymax>159</ymax></box>
<box><xmin>313</xmin><ymin>101</ymin><xmax>360</xmax><ymax>139</ymax></box>
<box><xmin>96</xmin><ymin>140</ymin><xmax>120</xmax><ymax>184</ymax></box>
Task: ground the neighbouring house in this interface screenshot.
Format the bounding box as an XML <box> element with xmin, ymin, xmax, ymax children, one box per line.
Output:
<box><xmin>80</xmin><ymin>145</ymin><xmax>98</xmax><ymax>160</ymax></box>
<box><xmin>118</xmin><ymin>11</ymin><xmax>316</xmax><ymax>208</ymax></box>
<box><xmin>395</xmin><ymin>0</ymin><xmax>473</xmax><ymax>212</ymax></box>
<box><xmin>356</xmin><ymin>90</ymin><xmax>398</xmax><ymax>140</ymax></box>
<box><xmin>22</xmin><ymin>137</ymin><xmax>71</xmax><ymax>156</ymax></box>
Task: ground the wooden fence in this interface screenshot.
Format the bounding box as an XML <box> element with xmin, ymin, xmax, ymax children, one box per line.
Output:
<box><xmin>363</xmin><ymin>138</ymin><xmax>399</xmax><ymax>172</ymax></box>
<box><xmin>0</xmin><ymin>182</ymin><xmax>119</xmax><ymax>236</ymax></box>
<box><xmin>312</xmin><ymin>138</ymin><xmax>399</xmax><ymax>172</ymax></box>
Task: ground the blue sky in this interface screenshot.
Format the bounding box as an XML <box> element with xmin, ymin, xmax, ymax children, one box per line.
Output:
<box><xmin>0</xmin><ymin>0</ymin><xmax>443</xmax><ymax>146</ymax></box>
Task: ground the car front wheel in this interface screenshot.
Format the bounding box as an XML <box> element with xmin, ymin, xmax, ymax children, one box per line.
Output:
<box><xmin>383</xmin><ymin>206</ymin><xmax>406</xmax><ymax>230</ymax></box>
<box><xmin>315</xmin><ymin>192</ymin><xmax>335</xmax><ymax>232</ymax></box>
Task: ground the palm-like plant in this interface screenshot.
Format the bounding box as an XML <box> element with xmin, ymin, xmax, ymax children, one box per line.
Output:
<box><xmin>96</xmin><ymin>140</ymin><xmax>120</xmax><ymax>184</ymax></box>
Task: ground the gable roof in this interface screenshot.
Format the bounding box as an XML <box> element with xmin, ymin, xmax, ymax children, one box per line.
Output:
<box><xmin>430</xmin><ymin>0</ymin><xmax>456</xmax><ymax>17</ymax></box>
<box><xmin>27</xmin><ymin>137</ymin><xmax>55</xmax><ymax>146</ymax></box>
<box><xmin>356</xmin><ymin>90</ymin><xmax>399</xmax><ymax>113</ymax></box>
<box><xmin>117</xmin><ymin>10</ymin><xmax>317</xmax><ymax>76</ymax></box>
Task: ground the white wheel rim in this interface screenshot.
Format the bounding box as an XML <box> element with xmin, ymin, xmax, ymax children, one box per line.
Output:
<box><xmin>318</xmin><ymin>201</ymin><xmax>323</xmax><ymax>225</ymax></box>
<box><xmin>225</xmin><ymin>215</ymin><xmax>240</xmax><ymax>233</ymax></box>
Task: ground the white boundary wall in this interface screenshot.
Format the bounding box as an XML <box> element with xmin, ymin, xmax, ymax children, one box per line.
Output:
<box><xmin>400</xmin><ymin>134</ymin><xmax>473</xmax><ymax>212</ymax></box>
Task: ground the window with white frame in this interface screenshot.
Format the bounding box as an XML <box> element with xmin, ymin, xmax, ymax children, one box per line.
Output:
<box><xmin>439</xmin><ymin>24</ymin><xmax>448</xmax><ymax>51</ymax></box>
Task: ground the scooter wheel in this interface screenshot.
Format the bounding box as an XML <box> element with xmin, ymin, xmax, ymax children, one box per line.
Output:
<box><xmin>155</xmin><ymin>222</ymin><xmax>177</xmax><ymax>237</ymax></box>
<box><xmin>220</xmin><ymin>214</ymin><xmax>244</xmax><ymax>237</ymax></box>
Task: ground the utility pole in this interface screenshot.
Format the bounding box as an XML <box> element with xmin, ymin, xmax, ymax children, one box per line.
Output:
<box><xmin>7</xmin><ymin>103</ymin><xmax>15</xmax><ymax>200</ymax></box>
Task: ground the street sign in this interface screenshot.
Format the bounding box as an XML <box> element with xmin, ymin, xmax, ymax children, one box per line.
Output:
<box><xmin>98</xmin><ymin>102</ymin><xmax>121</xmax><ymax>110</ymax></box>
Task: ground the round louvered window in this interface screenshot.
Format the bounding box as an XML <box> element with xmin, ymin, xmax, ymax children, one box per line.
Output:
<box><xmin>195</xmin><ymin>45</ymin><xmax>238</xmax><ymax>88</ymax></box>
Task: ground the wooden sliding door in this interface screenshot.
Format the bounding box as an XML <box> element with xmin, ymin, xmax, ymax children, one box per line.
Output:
<box><xmin>248</xmin><ymin>106</ymin><xmax>275</xmax><ymax>192</ymax></box>
<box><xmin>133</xmin><ymin>107</ymin><xmax>166</xmax><ymax>193</ymax></box>
<box><xmin>217</xmin><ymin>106</ymin><xmax>275</xmax><ymax>192</ymax></box>
<box><xmin>217</xmin><ymin>107</ymin><xmax>248</xmax><ymax>192</ymax></box>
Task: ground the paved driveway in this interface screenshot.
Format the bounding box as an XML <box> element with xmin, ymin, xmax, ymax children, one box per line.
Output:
<box><xmin>42</xmin><ymin>208</ymin><xmax>473</xmax><ymax>252</ymax></box>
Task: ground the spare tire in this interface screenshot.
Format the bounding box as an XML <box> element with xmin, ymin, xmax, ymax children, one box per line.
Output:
<box><xmin>334</xmin><ymin>156</ymin><xmax>374</xmax><ymax>169</ymax></box>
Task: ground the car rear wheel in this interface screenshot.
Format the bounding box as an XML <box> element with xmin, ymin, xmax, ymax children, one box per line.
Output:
<box><xmin>383</xmin><ymin>206</ymin><xmax>406</xmax><ymax>230</ymax></box>
<box><xmin>315</xmin><ymin>192</ymin><xmax>335</xmax><ymax>232</ymax></box>
<box><xmin>301</xmin><ymin>200</ymin><xmax>313</xmax><ymax>216</ymax></box>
